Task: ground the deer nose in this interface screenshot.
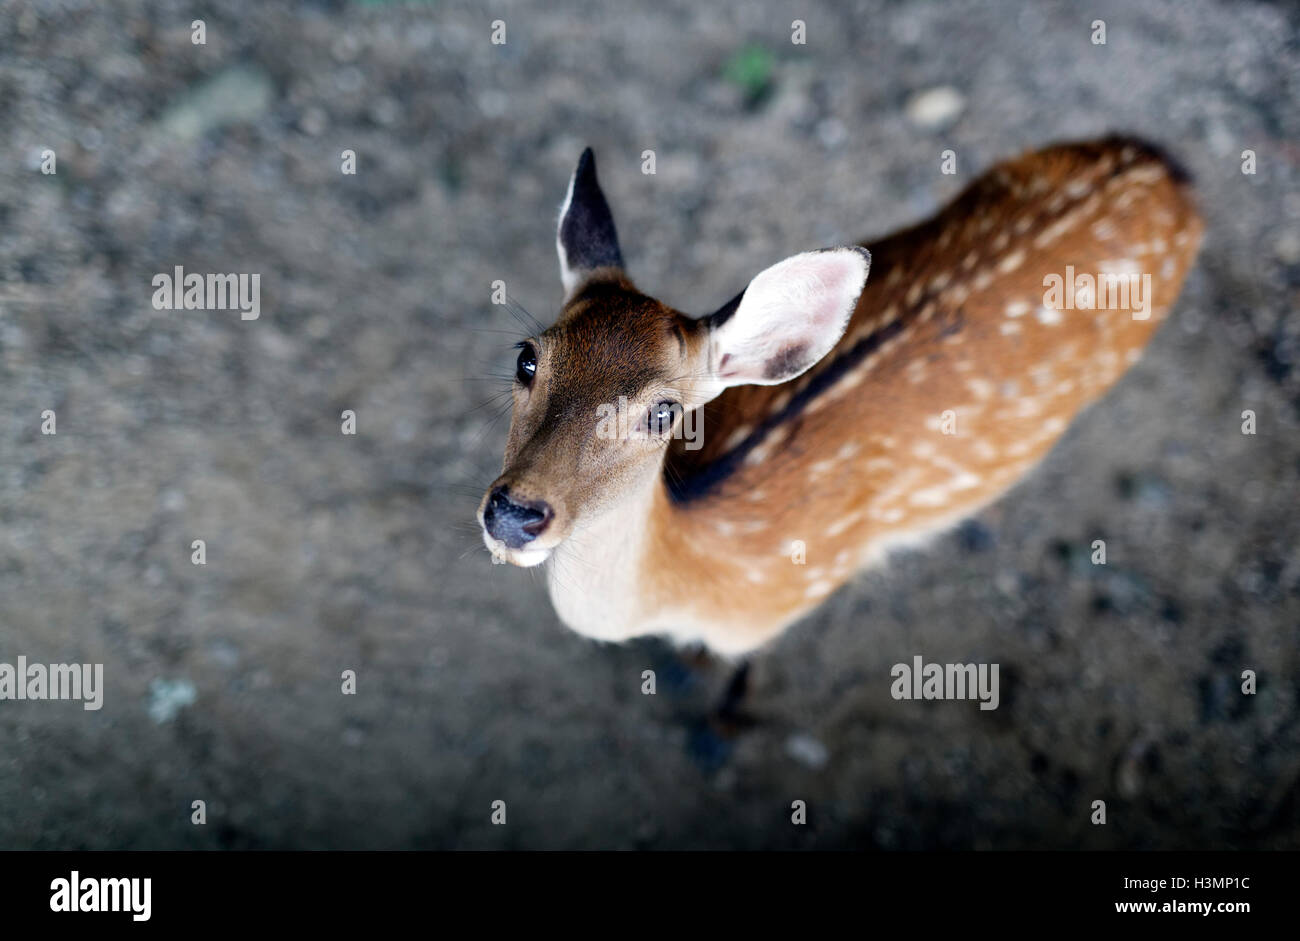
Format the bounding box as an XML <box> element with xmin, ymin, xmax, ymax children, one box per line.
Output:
<box><xmin>483</xmin><ymin>486</ymin><xmax>553</xmax><ymax>549</ymax></box>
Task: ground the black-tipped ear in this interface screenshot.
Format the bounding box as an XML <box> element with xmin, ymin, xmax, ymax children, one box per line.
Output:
<box><xmin>556</xmin><ymin>148</ymin><xmax>624</xmax><ymax>298</ymax></box>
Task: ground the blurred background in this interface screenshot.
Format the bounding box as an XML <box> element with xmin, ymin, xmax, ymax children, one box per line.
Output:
<box><xmin>1</xmin><ymin>0</ymin><xmax>1297</xmax><ymax>849</ymax></box>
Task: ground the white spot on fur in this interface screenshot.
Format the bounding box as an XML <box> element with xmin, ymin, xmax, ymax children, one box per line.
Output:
<box><xmin>808</xmin><ymin>458</ymin><xmax>836</xmax><ymax>479</ymax></box>
<box><xmin>909</xmin><ymin>486</ymin><xmax>950</xmax><ymax>507</ymax></box>
<box><xmin>805</xmin><ymin>580</ymin><xmax>833</xmax><ymax>598</ymax></box>
<box><xmin>1091</xmin><ymin>218</ymin><xmax>1117</xmax><ymax>240</ymax></box>
<box><xmin>723</xmin><ymin>425</ymin><xmax>753</xmax><ymax>451</ymax></box>
<box><xmin>826</xmin><ymin>513</ymin><xmax>859</xmax><ymax>537</ymax></box>
<box><xmin>1065</xmin><ymin>178</ymin><xmax>1092</xmax><ymax>199</ymax></box>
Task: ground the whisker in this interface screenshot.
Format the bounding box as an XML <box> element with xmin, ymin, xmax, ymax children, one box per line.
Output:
<box><xmin>503</xmin><ymin>295</ymin><xmax>545</xmax><ymax>335</ymax></box>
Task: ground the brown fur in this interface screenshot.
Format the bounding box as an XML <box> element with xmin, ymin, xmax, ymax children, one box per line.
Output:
<box><xmin>488</xmin><ymin>137</ymin><xmax>1204</xmax><ymax>654</ymax></box>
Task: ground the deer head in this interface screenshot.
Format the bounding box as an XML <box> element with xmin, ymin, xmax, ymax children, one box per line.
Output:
<box><xmin>478</xmin><ymin>149</ymin><xmax>871</xmax><ymax>566</ymax></box>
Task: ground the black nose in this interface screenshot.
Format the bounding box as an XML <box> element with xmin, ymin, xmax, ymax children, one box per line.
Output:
<box><xmin>483</xmin><ymin>487</ymin><xmax>553</xmax><ymax>549</ymax></box>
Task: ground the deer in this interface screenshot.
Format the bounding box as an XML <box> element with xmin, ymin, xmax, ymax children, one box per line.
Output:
<box><xmin>478</xmin><ymin>137</ymin><xmax>1204</xmax><ymax>676</ymax></box>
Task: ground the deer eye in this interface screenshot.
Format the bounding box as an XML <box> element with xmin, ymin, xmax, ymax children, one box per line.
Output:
<box><xmin>515</xmin><ymin>343</ymin><xmax>537</xmax><ymax>385</ymax></box>
<box><xmin>647</xmin><ymin>400</ymin><xmax>679</xmax><ymax>435</ymax></box>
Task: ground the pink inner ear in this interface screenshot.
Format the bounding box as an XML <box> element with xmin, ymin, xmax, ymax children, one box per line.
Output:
<box><xmin>714</xmin><ymin>247</ymin><xmax>870</xmax><ymax>385</ymax></box>
<box><xmin>787</xmin><ymin>253</ymin><xmax>868</xmax><ymax>328</ymax></box>
<box><xmin>741</xmin><ymin>251</ymin><xmax>867</xmax><ymax>340</ymax></box>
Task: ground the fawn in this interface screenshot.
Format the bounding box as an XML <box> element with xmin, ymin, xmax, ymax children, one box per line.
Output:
<box><xmin>479</xmin><ymin>137</ymin><xmax>1203</xmax><ymax>657</ymax></box>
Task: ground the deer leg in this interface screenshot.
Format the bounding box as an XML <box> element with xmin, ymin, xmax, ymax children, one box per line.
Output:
<box><xmin>714</xmin><ymin>660</ymin><xmax>752</xmax><ymax>723</ymax></box>
<box><xmin>681</xmin><ymin>659</ymin><xmax>758</xmax><ymax>772</ymax></box>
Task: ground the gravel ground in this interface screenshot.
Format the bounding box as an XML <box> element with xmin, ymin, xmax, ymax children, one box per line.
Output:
<box><xmin>1</xmin><ymin>0</ymin><xmax>1297</xmax><ymax>849</ymax></box>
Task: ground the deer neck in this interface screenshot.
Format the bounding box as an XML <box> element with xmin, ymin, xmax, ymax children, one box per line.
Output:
<box><xmin>545</xmin><ymin>462</ymin><xmax>669</xmax><ymax>643</ymax></box>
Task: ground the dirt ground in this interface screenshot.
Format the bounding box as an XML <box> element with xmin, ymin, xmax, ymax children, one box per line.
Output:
<box><xmin>1</xmin><ymin>0</ymin><xmax>1297</xmax><ymax>849</ymax></box>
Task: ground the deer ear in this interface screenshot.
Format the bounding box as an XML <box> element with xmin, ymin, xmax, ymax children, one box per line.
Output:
<box><xmin>556</xmin><ymin>148</ymin><xmax>624</xmax><ymax>298</ymax></box>
<box><xmin>706</xmin><ymin>247</ymin><xmax>871</xmax><ymax>387</ymax></box>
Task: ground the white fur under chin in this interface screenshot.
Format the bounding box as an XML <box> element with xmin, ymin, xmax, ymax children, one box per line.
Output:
<box><xmin>481</xmin><ymin>531</ymin><xmax>552</xmax><ymax>567</ymax></box>
<box><xmin>511</xmin><ymin>547</ymin><xmax>551</xmax><ymax>567</ymax></box>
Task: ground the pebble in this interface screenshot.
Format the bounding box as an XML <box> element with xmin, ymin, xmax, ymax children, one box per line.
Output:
<box><xmin>906</xmin><ymin>86</ymin><xmax>965</xmax><ymax>129</ymax></box>
<box><xmin>785</xmin><ymin>732</ymin><xmax>830</xmax><ymax>769</ymax></box>
<box><xmin>152</xmin><ymin>66</ymin><xmax>273</xmax><ymax>143</ymax></box>
<box><xmin>147</xmin><ymin>678</ymin><xmax>197</xmax><ymax>724</ymax></box>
